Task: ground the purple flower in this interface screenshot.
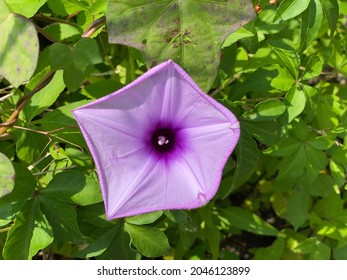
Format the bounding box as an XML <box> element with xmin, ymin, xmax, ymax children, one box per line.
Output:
<box><xmin>73</xmin><ymin>60</ymin><xmax>240</xmax><ymax>219</ymax></box>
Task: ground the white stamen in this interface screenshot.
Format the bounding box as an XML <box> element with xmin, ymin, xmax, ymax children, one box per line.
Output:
<box><xmin>158</xmin><ymin>136</ymin><xmax>169</xmax><ymax>146</ymax></box>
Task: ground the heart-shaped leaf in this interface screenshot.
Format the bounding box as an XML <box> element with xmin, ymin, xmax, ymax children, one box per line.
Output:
<box><xmin>0</xmin><ymin>152</ymin><xmax>15</xmax><ymax>198</ymax></box>
<box><xmin>107</xmin><ymin>0</ymin><xmax>256</xmax><ymax>91</ymax></box>
<box><xmin>49</xmin><ymin>38</ymin><xmax>103</xmax><ymax>91</ymax></box>
<box><xmin>0</xmin><ymin>10</ymin><xmax>39</xmax><ymax>87</ymax></box>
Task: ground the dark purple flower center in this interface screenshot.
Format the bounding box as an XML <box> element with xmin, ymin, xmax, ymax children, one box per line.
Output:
<box><xmin>151</xmin><ymin>128</ymin><xmax>176</xmax><ymax>153</ymax></box>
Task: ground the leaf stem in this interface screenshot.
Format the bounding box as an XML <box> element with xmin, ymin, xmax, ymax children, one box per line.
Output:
<box><xmin>0</xmin><ymin>16</ymin><xmax>106</xmax><ymax>136</ymax></box>
<box><xmin>32</xmin><ymin>165</ymin><xmax>76</xmax><ymax>176</ymax></box>
<box><xmin>33</xmin><ymin>14</ymin><xmax>77</xmax><ymax>26</ymax></box>
<box><xmin>0</xmin><ymin>227</ymin><xmax>11</xmax><ymax>233</ymax></box>
<box><xmin>0</xmin><ymin>71</ymin><xmax>55</xmax><ymax>136</ymax></box>
<box><xmin>210</xmin><ymin>72</ymin><xmax>241</xmax><ymax>97</ymax></box>
<box><xmin>82</xmin><ymin>16</ymin><xmax>106</xmax><ymax>38</ymax></box>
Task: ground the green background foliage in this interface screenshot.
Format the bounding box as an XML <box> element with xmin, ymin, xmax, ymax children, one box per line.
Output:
<box><xmin>0</xmin><ymin>0</ymin><xmax>347</xmax><ymax>260</ymax></box>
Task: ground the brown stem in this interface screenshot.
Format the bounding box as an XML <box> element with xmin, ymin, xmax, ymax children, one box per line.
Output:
<box><xmin>0</xmin><ymin>71</ymin><xmax>54</xmax><ymax>136</ymax></box>
<box><xmin>33</xmin><ymin>14</ymin><xmax>77</xmax><ymax>26</ymax></box>
<box><xmin>0</xmin><ymin>16</ymin><xmax>106</xmax><ymax>136</ymax></box>
<box><xmin>82</xmin><ymin>16</ymin><xmax>106</xmax><ymax>38</ymax></box>
<box><xmin>0</xmin><ymin>227</ymin><xmax>11</xmax><ymax>233</ymax></box>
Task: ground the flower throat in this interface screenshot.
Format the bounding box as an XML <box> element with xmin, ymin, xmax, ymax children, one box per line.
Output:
<box><xmin>151</xmin><ymin>128</ymin><xmax>176</xmax><ymax>153</ymax></box>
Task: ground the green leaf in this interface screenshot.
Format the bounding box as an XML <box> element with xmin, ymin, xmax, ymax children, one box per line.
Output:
<box><xmin>320</xmin><ymin>0</ymin><xmax>339</xmax><ymax>36</ymax></box>
<box><xmin>3</xmin><ymin>198</ymin><xmax>53</xmax><ymax>259</ymax></box>
<box><xmin>243</xmin><ymin>47</ymin><xmax>279</xmax><ymax>72</ymax></box>
<box><xmin>229</xmin><ymin>68</ymin><xmax>278</xmax><ymax>97</ymax></box>
<box><xmin>106</xmin><ymin>0</ymin><xmax>256</xmax><ymax>92</ymax></box>
<box><xmin>292</xmin><ymin>119</ymin><xmax>310</xmax><ymax>140</ymax></box>
<box><xmin>80</xmin><ymin>79</ymin><xmax>123</xmax><ymax>99</ymax></box>
<box><xmin>98</xmin><ymin>224</ymin><xmax>138</xmax><ymax>260</ymax></box>
<box><xmin>175</xmin><ymin>227</ymin><xmax>198</xmax><ymax>259</ymax></box>
<box><xmin>5</xmin><ymin>0</ymin><xmax>47</xmax><ymax>18</ymax></box>
<box><xmin>284</xmin><ymin>86</ymin><xmax>307</xmax><ymax>123</ymax></box>
<box><xmin>39</xmin><ymin>195</ymin><xmax>83</xmax><ymax>241</ymax></box>
<box><xmin>305</xmin><ymin>145</ymin><xmax>328</xmax><ymax>170</ymax></box>
<box><xmin>274</xmin><ymin>0</ymin><xmax>311</xmax><ymax>22</ymax></box>
<box><xmin>0</xmin><ymin>0</ymin><xmax>10</xmax><ymax>18</ymax></box>
<box><xmin>74</xmin><ymin>225</ymin><xmax>119</xmax><ymax>258</ymax></box>
<box><xmin>77</xmin><ymin>204</ymin><xmax>110</xmax><ymax>228</ymax></box>
<box><xmin>243</xmin><ymin>99</ymin><xmax>286</xmax><ymax>121</ymax></box>
<box><xmin>23</xmin><ymin>70</ymin><xmax>65</xmax><ymax>122</ymax></box>
<box><xmin>227</xmin><ymin>129</ymin><xmax>259</xmax><ymax>195</ymax></box>
<box><xmin>49</xmin><ymin>38</ymin><xmax>103</xmax><ymax>91</ymax></box>
<box><xmin>313</xmin><ymin>195</ymin><xmax>344</xmax><ymax>219</ymax></box>
<box><xmin>277</xmin><ymin>146</ymin><xmax>306</xmax><ymax>180</ymax></box>
<box><xmin>47</xmin><ymin>0</ymin><xmax>88</xmax><ymax>16</ymax></box>
<box><xmin>253</xmin><ymin>237</ymin><xmax>285</xmax><ymax>260</ymax></box>
<box><xmin>269</xmin><ymin>41</ymin><xmax>300</xmax><ymax>79</ymax></box>
<box><xmin>270</xmin><ymin>66</ymin><xmax>296</xmax><ymax>91</ymax></box>
<box><xmin>333</xmin><ymin>245</ymin><xmax>347</xmax><ymax>260</ymax></box>
<box><xmin>300</xmin><ymin>0</ymin><xmax>323</xmax><ymax>52</ymax></box>
<box><xmin>37</xmin><ymin>100</ymin><xmax>89</xmax><ymax>148</ymax></box>
<box><xmin>203</xmin><ymin>223</ymin><xmax>221</xmax><ymax>260</ymax></box>
<box><xmin>307</xmin><ymin>135</ymin><xmax>334</xmax><ymax>150</ymax></box>
<box><xmin>286</xmin><ymin>185</ymin><xmax>310</xmax><ymax>230</ymax></box>
<box><xmin>163</xmin><ymin>210</ymin><xmax>189</xmax><ymax>225</ymax></box>
<box><xmin>242</xmin><ymin>120</ymin><xmax>281</xmax><ymax>146</ymax></box>
<box><xmin>65</xmin><ymin>147</ymin><xmax>93</xmax><ymax>168</ymax></box>
<box><xmin>124</xmin><ymin>223</ymin><xmax>170</xmax><ymax>257</ymax></box>
<box><xmin>293</xmin><ymin>237</ymin><xmax>330</xmax><ymax>259</ymax></box>
<box><xmin>0</xmin><ymin>152</ymin><xmax>15</xmax><ymax>198</ymax></box>
<box><xmin>264</xmin><ymin>138</ymin><xmax>301</xmax><ymax>157</ymax></box>
<box><xmin>42</xmin><ymin>23</ymin><xmax>81</xmax><ymax>42</ymax></box>
<box><xmin>125</xmin><ymin>211</ymin><xmax>163</xmax><ymax>225</ymax></box>
<box><xmin>41</xmin><ymin>170</ymin><xmax>102</xmax><ymax>206</ymax></box>
<box><xmin>310</xmin><ymin>242</ymin><xmax>331</xmax><ymax>260</ymax></box>
<box><xmin>314</xmin><ymin>95</ymin><xmax>338</xmax><ymax>129</ymax></box>
<box><xmin>293</xmin><ymin>237</ymin><xmax>319</xmax><ymax>254</ymax></box>
<box><xmin>14</xmin><ymin>124</ymin><xmax>49</xmax><ymax>164</ymax></box>
<box><xmin>0</xmin><ymin>13</ymin><xmax>39</xmax><ymax>87</ymax></box>
<box><xmin>0</xmin><ymin>163</ymin><xmax>36</xmax><ymax>226</ymax></box>
<box><xmin>301</xmin><ymin>56</ymin><xmax>324</xmax><ymax>80</ymax></box>
<box><xmin>222</xmin><ymin>207</ymin><xmax>279</xmax><ymax>236</ymax></box>
<box><xmin>222</xmin><ymin>27</ymin><xmax>254</xmax><ymax>48</ymax></box>
<box><xmin>329</xmin><ymin>161</ymin><xmax>345</xmax><ymax>188</ymax></box>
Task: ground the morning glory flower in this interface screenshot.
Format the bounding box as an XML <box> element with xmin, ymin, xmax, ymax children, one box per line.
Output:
<box><xmin>73</xmin><ymin>60</ymin><xmax>240</xmax><ymax>219</ymax></box>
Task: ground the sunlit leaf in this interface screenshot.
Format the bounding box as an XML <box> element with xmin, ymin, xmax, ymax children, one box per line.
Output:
<box><xmin>222</xmin><ymin>207</ymin><xmax>279</xmax><ymax>236</ymax></box>
<box><xmin>0</xmin><ymin>11</ymin><xmax>39</xmax><ymax>87</ymax></box>
<box><xmin>283</xmin><ymin>86</ymin><xmax>307</xmax><ymax>123</ymax></box>
<box><xmin>0</xmin><ymin>152</ymin><xmax>15</xmax><ymax>198</ymax></box>
<box><xmin>39</xmin><ymin>195</ymin><xmax>83</xmax><ymax>242</ymax></box>
<box><xmin>5</xmin><ymin>0</ymin><xmax>47</xmax><ymax>18</ymax></box>
<box><xmin>274</xmin><ymin>0</ymin><xmax>310</xmax><ymax>22</ymax></box>
<box><xmin>41</xmin><ymin>171</ymin><xmax>102</xmax><ymax>206</ymax></box>
<box><xmin>3</xmin><ymin>198</ymin><xmax>53</xmax><ymax>259</ymax></box>
<box><xmin>124</xmin><ymin>223</ymin><xmax>170</xmax><ymax>257</ymax></box>
<box><xmin>23</xmin><ymin>70</ymin><xmax>65</xmax><ymax>122</ymax></box>
<box><xmin>125</xmin><ymin>211</ymin><xmax>163</xmax><ymax>226</ymax></box>
<box><xmin>300</xmin><ymin>0</ymin><xmax>323</xmax><ymax>52</ymax></box>
<box><xmin>49</xmin><ymin>38</ymin><xmax>103</xmax><ymax>91</ymax></box>
<box><xmin>320</xmin><ymin>0</ymin><xmax>339</xmax><ymax>36</ymax></box>
<box><xmin>107</xmin><ymin>0</ymin><xmax>256</xmax><ymax>91</ymax></box>
<box><xmin>242</xmin><ymin>99</ymin><xmax>286</xmax><ymax>121</ymax></box>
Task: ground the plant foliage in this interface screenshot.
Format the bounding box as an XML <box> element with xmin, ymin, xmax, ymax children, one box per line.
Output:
<box><xmin>0</xmin><ymin>0</ymin><xmax>347</xmax><ymax>260</ymax></box>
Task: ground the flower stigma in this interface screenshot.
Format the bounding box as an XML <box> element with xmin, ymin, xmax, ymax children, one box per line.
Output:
<box><xmin>151</xmin><ymin>128</ymin><xmax>176</xmax><ymax>153</ymax></box>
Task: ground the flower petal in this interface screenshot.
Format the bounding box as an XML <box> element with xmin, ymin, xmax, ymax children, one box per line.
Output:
<box><xmin>73</xmin><ymin>60</ymin><xmax>240</xmax><ymax>219</ymax></box>
<box><xmin>107</xmin><ymin>154</ymin><xmax>207</xmax><ymax>219</ymax></box>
